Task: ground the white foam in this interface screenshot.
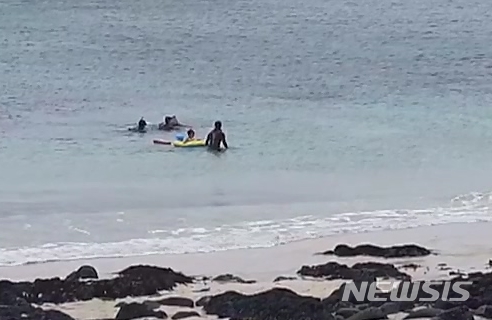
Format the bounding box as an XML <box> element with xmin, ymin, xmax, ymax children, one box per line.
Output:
<box><xmin>1</xmin><ymin>192</ymin><xmax>492</xmax><ymax>266</ymax></box>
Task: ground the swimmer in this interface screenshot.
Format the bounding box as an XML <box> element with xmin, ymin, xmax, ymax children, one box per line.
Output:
<box><xmin>183</xmin><ymin>128</ymin><xmax>197</xmax><ymax>143</ymax></box>
<box><xmin>205</xmin><ymin>120</ymin><xmax>228</xmax><ymax>151</ymax></box>
<box><xmin>158</xmin><ymin>115</ymin><xmax>188</xmax><ymax>131</ymax></box>
<box><xmin>137</xmin><ymin>117</ymin><xmax>147</xmax><ymax>131</ymax></box>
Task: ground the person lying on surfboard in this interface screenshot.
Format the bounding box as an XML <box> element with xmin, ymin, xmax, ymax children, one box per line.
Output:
<box><xmin>158</xmin><ymin>115</ymin><xmax>188</xmax><ymax>131</ymax></box>
<box><xmin>153</xmin><ymin>129</ymin><xmax>198</xmax><ymax>145</ymax></box>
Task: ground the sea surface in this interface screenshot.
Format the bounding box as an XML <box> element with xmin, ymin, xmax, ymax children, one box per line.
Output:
<box><xmin>2</xmin><ymin>0</ymin><xmax>492</xmax><ymax>266</ymax></box>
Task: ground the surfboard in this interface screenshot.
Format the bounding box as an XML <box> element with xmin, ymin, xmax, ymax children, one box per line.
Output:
<box><xmin>153</xmin><ymin>139</ymin><xmax>171</xmax><ymax>145</ymax></box>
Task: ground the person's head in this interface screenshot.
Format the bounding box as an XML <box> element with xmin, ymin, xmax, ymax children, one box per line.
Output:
<box><xmin>169</xmin><ymin>115</ymin><xmax>178</xmax><ymax>125</ymax></box>
<box><xmin>164</xmin><ymin>116</ymin><xmax>171</xmax><ymax>125</ymax></box>
<box><xmin>214</xmin><ymin>121</ymin><xmax>222</xmax><ymax>130</ymax></box>
<box><xmin>187</xmin><ymin>129</ymin><xmax>195</xmax><ymax>138</ymax></box>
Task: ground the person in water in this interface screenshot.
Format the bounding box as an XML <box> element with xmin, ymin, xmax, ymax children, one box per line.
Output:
<box><xmin>137</xmin><ymin>117</ymin><xmax>147</xmax><ymax>131</ymax></box>
<box><xmin>183</xmin><ymin>128</ymin><xmax>197</xmax><ymax>143</ymax></box>
<box><xmin>205</xmin><ymin>121</ymin><xmax>228</xmax><ymax>151</ymax></box>
<box><xmin>158</xmin><ymin>115</ymin><xmax>187</xmax><ymax>131</ymax></box>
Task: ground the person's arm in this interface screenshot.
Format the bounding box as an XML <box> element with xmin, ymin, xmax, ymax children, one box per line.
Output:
<box><xmin>205</xmin><ymin>132</ymin><xmax>211</xmax><ymax>145</ymax></box>
<box><xmin>222</xmin><ymin>132</ymin><xmax>228</xmax><ymax>149</ymax></box>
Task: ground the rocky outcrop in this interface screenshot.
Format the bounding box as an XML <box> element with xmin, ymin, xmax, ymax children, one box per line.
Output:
<box><xmin>403</xmin><ymin>307</ymin><xmax>443</xmax><ymax>319</ymax></box>
<box><xmin>0</xmin><ymin>265</ymin><xmax>194</xmax><ymax>305</ymax></box>
<box><xmin>6</xmin><ymin>261</ymin><xmax>492</xmax><ymax>320</ymax></box>
<box><xmin>171</xmin><ymin>311</ymin><xmax>201</xmax><ymax>319</ymax></box>
<box><xmin>475</xmin><ymin>305</ymin><xmax>492</xmax><ymax>318</ymax></box>
<box><xmin>157</xmin><ymin>297</ymin><xmax>195</xmax><ymax>308</ymax></box>
<box><xmin>201</xmin><ymin>288</ymin><xmax>335</xmax><ymax>320</ymax></box>
<box><xmin>115</xmin><ymin>301</ymin><xmax>167</xmax><ymax>320</ymax></box>
<box><xmin>273</xmin><ymin>276</ymin><xmax>297</xmax><ymax>282</ymax></box>
<box><xmin>65</xmin><ymin>265</ymin><xmax>98</xmax><ymax>282</ymax></box>
<box><xmin>399</xmin><ymin>263</ymin><xmax>421</xmax><ymax>270</ymax></box>
<box><xmin>297</xmin><ymin>261</ymin><xmax>411</xmax><ymax>280</ymax></box>
<box><xmin>194</xmin><ymin>268</ymin><xmax>492</xmax><ymax>320</ymax></box>
<box><xmin>195</xmin><ymin>296</ymin><xmax>212</xmax><ymax>307</ymax></box>
<box><xmin>0</xmin><ymin>289</ymin><xmax>75</xmax><ymax>320</ymax></box>
<box><xmin>344</xmin><ymin>306</ymin><xmax>386</xmax><ymax>320</ymax></box>
<box><xmin>212</xmin><ymin>274</ymin><xmax>256</xmax><ymax>284</ymax></box>
<box><xmin>432</xmin><ymin>305</ymin><xmax>473</xmax><ymax>320</ymax></box>
<box><xmin>319</xmin><ymin>244</ymin><xmax>432</xmax><ymax>258</ymax></box>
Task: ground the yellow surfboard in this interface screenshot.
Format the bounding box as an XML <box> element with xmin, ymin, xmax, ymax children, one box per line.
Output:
<box><xmin>172</xmin><ymin>139</ymin><xmax>206</xmax><ymax>148</ymax></box>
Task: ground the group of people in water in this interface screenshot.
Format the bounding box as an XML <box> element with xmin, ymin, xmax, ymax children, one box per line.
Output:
<box><xmin>137</xmin><ymin>115</ymin><xmax>185</xmax><ymax>132</ymax></box>
<box><xmin>136</xmin><ymin>115</ymin><xmax>228</xmax><ymax>151</ymax></box>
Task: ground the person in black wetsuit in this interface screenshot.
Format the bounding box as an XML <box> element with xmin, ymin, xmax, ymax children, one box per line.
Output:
<box><xmin>205</xmin><ymin>120</ymin><xmax>228</xmax><ymax>151</ymax></box>
<box><xmin>158</xmin><ymin>115</ymin><xmax>188</xmax><ymax>131</ymax></box>
<box><xmin>137</xmin><ymin>117</ymin><xmax>147</xmax><ymax>131</ymax></box>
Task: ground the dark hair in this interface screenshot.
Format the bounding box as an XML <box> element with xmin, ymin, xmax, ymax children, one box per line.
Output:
<box><xmin>187</xmin><ymin>128</ymin><xmax>195</xmax><ymax>135</ymax></box>
<box><xmin>214</xmin><ymin>121</ymin><xmax>222</xmax><ymax>129</ymax></box>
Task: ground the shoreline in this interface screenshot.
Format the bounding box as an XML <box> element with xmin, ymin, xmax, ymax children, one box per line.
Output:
<box><xmin>2</xmin><ymin>221</ymin><xmax>492</xmax><ymax>320</ymax></box>
<box><xmin>2</xmin><ymin>221</ymin><xmax>492</xmax><ymax>282</ymax></box>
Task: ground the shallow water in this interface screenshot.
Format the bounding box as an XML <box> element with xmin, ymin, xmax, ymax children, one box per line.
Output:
<box><xmin>2</xmin><ymin>0</ymin><xmax>492</xmax><ymax>265</ymax></box>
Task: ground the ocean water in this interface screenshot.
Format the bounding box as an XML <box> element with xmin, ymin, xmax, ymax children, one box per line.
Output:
<box><xmin>2</xmin><ymin>0</ymin><xmax>492</xmax><ymax>266</ymax></box>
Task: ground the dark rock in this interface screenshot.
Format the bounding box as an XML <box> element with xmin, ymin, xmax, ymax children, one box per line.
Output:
<box><xmin>212</xmin><ymin>274</ymin><xmax>256</xmax><ymax>284</ymax></box>
<box><xmin>116</xmin><ymin>265</ymin><xmax>192</xmax><ymax>284</ymax></box>
<box><xmin>115</xmin><ymin>300</ymin><xmax>162</xmax><ymax>310</ymax></box>
<box><xmin>157</xmin><ymin>297</ymin><xmax>194</xmax><ymax>308</ymax></box>
<box><xmin>171</xmin><ymin>311</ymin><xmax>201</xmax><ymax>319</ymax></box>
<box><xmin>378</xmin><ymin>301</ymin><xmax>414</xmax><ymax>315</ymax></box>
<box><xmin>273</xmin><ymin>276</ymin><xmax>297</xmax><ymax>282</ymax></box>
<box><xmin>142</xmin><ymin>300</ymin><xmax>163</xmax><ymax>310</ymax></box>
<box><xmin>202</xmin><ymin>287</ymin><xmax>335</xmax><ymax>320</ymax></box>
<box><xmin>433</xmin><ymin>299</ymin><xmax>460</xmax><ymax>310</ymax></box>
<box><xmin>399</xmin><ymin>264</ymin><xmax>421</xmax><ymax>270</ymax></box>
<box><xmin>403</xmin><ymin>307</ymin><xmax>443</xmax><ymax>319</ymax></box>
<box><xmin>345</xmin><ymin>307</ymin><xmax>387</xmax><ymax>320</ymax></box>
<box><xmin>356</xmin><ymin>304</ymin><xmax>370</xmax><ymax>310</ymax></box>
<box><xmin>449</xmin><ymin>270</ymin><xmax>466</xmax><ymax>276</ymax></box>
<box><xmin>431</xmin><ymin>305</ymin><xmax>473</xmax><ymax>320</ymax></box>
<box><xmin>319</xmin><ymin>244</ymin><xmax>432</xmax><ymax>258</ymax></box>
<box><xmin>335</xmin><ymin>307</ymin><xmax>359</xmax><ymax>318</ymax></box>
<box><xmin>115</xmin><ymin>302</ymin><xmax>167</xmax><ymax>320</ymax></box>
<box><xmin>0</xmin><ymin>294</ymin><xmax>75</xmax><ymax>320</ymax></box>
<box><xmin>65</xmin><ymin>265</ymin><xmax>98</xmax><ymax>282</ymax></box>
<box><xmin>297</xmin><ymin>261</ymin><xmax>411</xmax><ymax>281</ymax></box>
<box><xmin>331</xmin><ymin>301</ymin><xmax>354</xmax><ymax>310</ymax></box>
<box><xmin>0</xmin><ymin>265</ymin><xmax>194</xmax><ymax>305</ymax></box>
<box><xmin>475</xmin><ymin>305</ymin><xmax>492</xmax><ymax>318</ymax></box>
<box><xmin>34</xmin><ymin>309</ymin><xmax>76</xmax><ymax>320</ymax></box>
<box><xmin>0</xmin><ymin>289</ymin><xmax>31</xmax><ymax>310</ymax></box>
<box><xmin>195</xmin><ymin>296</ymin><xmax>211</xmax><ymax>307</ymax></box>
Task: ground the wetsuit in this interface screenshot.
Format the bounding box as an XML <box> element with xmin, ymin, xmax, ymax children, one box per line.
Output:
<box><xmin>138</xmin><ymin>119</ymin><xmax>146</xmax><ymax>131</ymax></box>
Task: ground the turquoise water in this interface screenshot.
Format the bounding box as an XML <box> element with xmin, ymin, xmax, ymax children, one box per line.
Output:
<box><xmin>2</xmin><ymin>0</ymin><xmax>492</xmax><ymax>265</ymax></box>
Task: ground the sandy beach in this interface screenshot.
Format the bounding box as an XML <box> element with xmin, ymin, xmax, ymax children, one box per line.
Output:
<box><xmin>2</xmin><ymin>221</ymin><xmax>492</xmax><ymax>320</ymax></box>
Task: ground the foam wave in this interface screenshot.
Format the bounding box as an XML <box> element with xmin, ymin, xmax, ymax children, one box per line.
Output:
<box><xmin>1</xmin><ymin>193</ymin><xmax>492</xmax><ymax>266</ymax></box>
